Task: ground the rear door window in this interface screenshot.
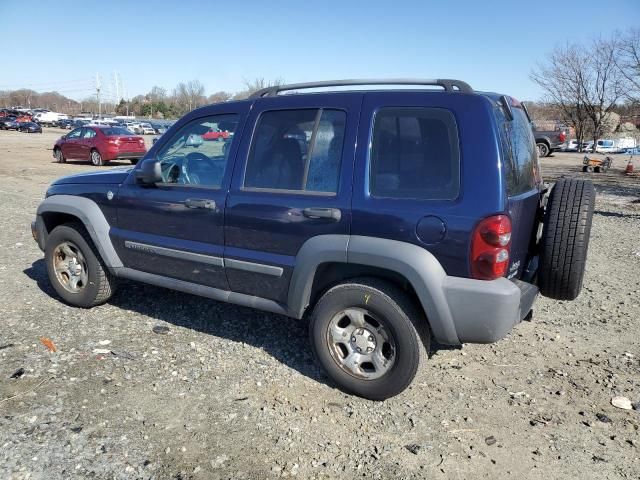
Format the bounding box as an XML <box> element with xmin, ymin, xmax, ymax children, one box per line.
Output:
<box><xmin>369</xmin><ymin>107</ymin><xmax>460</xmax><ymax>200</ymax></box>
<box><xmin>243</xmin><ymin>109</ymin><xmax>346</xmax><ymax>194</ymax></box>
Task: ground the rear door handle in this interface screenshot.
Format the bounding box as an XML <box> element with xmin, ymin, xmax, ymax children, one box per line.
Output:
<box><xmin>184</xmin><ymin>198</ymin><xmax>216</xmax><ymax>210</ymax></box>
<box><xmin>302</xmin><ymin>207</ymin><xmax>341</xmax><ymax>221</ymax></box>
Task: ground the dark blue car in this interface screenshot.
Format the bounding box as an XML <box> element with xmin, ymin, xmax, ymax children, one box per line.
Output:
<box><xmin>31</xmin><ymin>79</ymin><xmax>595</xmax><ymax>399</ymax></box>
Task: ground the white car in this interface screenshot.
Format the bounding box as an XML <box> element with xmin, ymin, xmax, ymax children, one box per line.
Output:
<box><xmin>564</xmin><ymin>139</ymin><xmax>579</xmax><ymax>152</ymax></box>
<box><xmin>124</xmin><ymin>122</ymin><xmax>142</xmax><ymax>134</ymax></box>
<box><xmin>140</xmin><ymin>123</ymin><xmax>155</xmax><ymax>135</ymax></box>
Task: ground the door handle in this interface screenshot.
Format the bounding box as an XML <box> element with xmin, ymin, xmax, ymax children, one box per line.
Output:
<box><xmin>184</xmin><ymin>198</ymin><xmax>216</xmax><ymax>210</ymax></box>
<box><xmin>302</xmin><ymin>207</ymin><xmax>341</xmax><ymax>221</ymax></box>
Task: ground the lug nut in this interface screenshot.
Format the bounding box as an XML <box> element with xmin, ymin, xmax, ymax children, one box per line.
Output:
<box><xmin>351</xmin><ymin>336</ymin><xmax>356</xmax><ymax>342</ymax></box>
<box><xmin>366</xmin><ymin>347</ymin><xmax>373</xmax><ymax>353</ymax></box>
<box><xmin>368</xmin><ymin>335</ymin><xmax>374</xmax><ymax>341</ymax></box>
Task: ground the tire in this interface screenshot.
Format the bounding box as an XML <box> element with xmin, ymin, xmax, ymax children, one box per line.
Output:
<box><xmin>594</xmin><ymin>166</ymin><xmax>601</xmax><ymax>173</ymax></box>
<box><xmin>54</xmin><ymin>148</ymin><xmax>66</xmax><ymax>163</ymax></box>
<box><xmin>129</xmin><ymin>158</ymin><xmax>139</xmax><ymax>165</ymax></box>
<box><xmin>538</xmin><ymin>178</ymin><xmax>595</xmax><ymax>300</ymax></box>
<box><xmin>581</xmin><ymin>165</ymin><xmax>588</xmax><ymax>172</ymax></box>
<box><xmin>90</xmin><ymin>149</ymin><xmax>105</xmax><ymax>166</ymax></box>
<box><xmin>586</xmin><ymin>165</ymin><xmax>594</xmax><ymax>173</ymax></box>
<box><xmin>309</xmin><ymin>277</ymin><xmax>429</xmax><ymax>400</ymax></box>
<box><xmin>44</xmin><ymin>222</ymin><xmax>117</xmax><ymax>308</ymax></box>
<box><xmin>537</xmin><ymin>142</ymin><xmax>550</xmax><ymax>157</ymax></box>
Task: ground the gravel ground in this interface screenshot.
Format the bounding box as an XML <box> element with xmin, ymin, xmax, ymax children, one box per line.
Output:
<box><xmin>0</xmin><ymin>129</ymin><xmax>639</xmax><ymax>479</ymax></box>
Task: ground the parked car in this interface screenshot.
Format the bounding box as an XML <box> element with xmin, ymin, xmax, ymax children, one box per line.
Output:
<box><xmin>124</xmin><ymin>122</ymin><xmax>142</xmax><ymax>134</ymax></box>
<box><xmin>31</xmin><ymin>79</ymin><xmax>595</xmax><ymax>400</ymax></box>
<box><xmin>33</xmin><ymin>111</ymin><xmax>68</xmax><ymax>126</ymax></box>
<box><xmin>0</xmin><ymin>116</ymin><xmax>18</xmax><ymax>129</ymax></box>
<box><xmin>52</xmin><ymin>125</ymin><xmax>147</xmax><ymax>166</ymax></box>
<box><xmin>18</xmin><ymin>122</ymin><xmax>43</xmax><ymax>133</ymax></box>
<box><xmin>140</xmin><ymin>123</ymin><xmax>156</xmax><ymax>135</ymax></box>
<box><xmin>202</xmin><ymin>128</ymin><xmax>230</xmax><ymax>141</ymax></box>
<box><xmin>581</xmin><ymin>141</ymin><xmax>594</xmax><ymax>152</ymax></box>
<box><xmin>532</xmin><ymin>123</ymin><xmax>566</xmax><ymax>157</ymax></box>
<box><xmin>564</xmin><ymin>139</ymin><xmax>579</xmax><ymax>152</ymax></box>
<box><xmin>151</xmin><ymin>123</ymin><xmax>168</xmax><ymax>134</ymax></box>
<box><xmin>1</xmin><ymin>119</ymin><xmax>20</xmax><ymax>130</ymax></box>
<box><xmin>625</xmin><ymin>147</ymin><xmax>640</xmax><ymax>156</ymax></box>
<box><xmin>58</xmin><ymin>119</ymin><xmax>75</xmax><ymax>129</ymax></box>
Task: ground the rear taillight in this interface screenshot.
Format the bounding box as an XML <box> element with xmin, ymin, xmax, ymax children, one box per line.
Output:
<box><xmin>470</xmin><ymin>215</ymin><xmax>512</xmax><ymax>280</ymax></box>
<box><xmin>559</xmin><ymin>131</ymin><xmax>566</xmax><ymax>143</ymax></box>
<box><xmin>106</xmin><ymin>137</ymin><xmax>119</xmax><ymax>145</ymax></box>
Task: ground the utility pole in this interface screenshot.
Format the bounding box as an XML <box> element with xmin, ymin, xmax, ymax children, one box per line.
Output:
<box><xmin>96</xmin><ymin>73</ymin><xmax>102</xmax><ymax>118</ymax></box>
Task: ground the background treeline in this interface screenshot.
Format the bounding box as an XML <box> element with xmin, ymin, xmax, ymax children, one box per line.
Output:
<box><xmin>0</xmin><ymin>78</ymin><xmax>282</xmax><ymax>118</ymax></box>
<box><xmin>530</xmin><ymin>28</ymin><xmax>640</xmax><ymax>147</ymax></box>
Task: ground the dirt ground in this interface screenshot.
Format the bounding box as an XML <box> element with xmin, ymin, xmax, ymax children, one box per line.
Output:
<box><xmin>0</xmin><ymin>128</ymin><xmax>639</xmax><ymax>480</ymax></box>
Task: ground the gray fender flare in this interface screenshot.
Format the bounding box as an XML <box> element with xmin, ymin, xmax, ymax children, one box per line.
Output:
<box><xmin>288</xmin><ymin>234</ymin><xmax>460</xmax><ymax>345</ymax></box>
<box><xmin>36</xmin><ymin>195</ymin><xmax>123</xmax><ymax>270</ymax></box>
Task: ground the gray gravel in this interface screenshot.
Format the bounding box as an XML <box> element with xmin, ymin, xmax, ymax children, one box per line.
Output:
<box><xmin>1</xmin><ymin>130</ymin><xmax>639</xmax><ymax>479</ymax></box>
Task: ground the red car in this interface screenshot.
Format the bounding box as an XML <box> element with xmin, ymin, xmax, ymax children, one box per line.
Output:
<box><xmin>53</xmin><ymin>125</ymin><xmax>147</xmax><ymax>166</ymax></box>
<box><xmin>202</xmin><ymin>128</ymin><xmax>230</xmax><ymax>141</ymax></box>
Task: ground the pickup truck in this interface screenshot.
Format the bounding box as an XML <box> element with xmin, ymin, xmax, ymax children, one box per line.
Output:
<box><xmin>533</xmin><ymin>124</ymin><xmax>566</xmax><ymax>157</ymax></box>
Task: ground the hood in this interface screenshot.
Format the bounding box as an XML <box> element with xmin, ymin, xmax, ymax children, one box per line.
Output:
<box><xmin>52</xmin><ymin>167</ymin><xmax>133</xmax><ymax>185</ymax></box>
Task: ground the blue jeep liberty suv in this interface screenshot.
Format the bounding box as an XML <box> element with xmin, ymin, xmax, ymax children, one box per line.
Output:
<box><xmin>32</xmin><ymin>79</ymin><xmax>595</xmax><ymax>400</ymax></box>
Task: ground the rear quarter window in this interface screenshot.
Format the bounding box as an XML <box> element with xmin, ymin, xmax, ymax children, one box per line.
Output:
<box><xmin>495</xmin><ymin>104</ymin><xmax>540</xmax><ymax>196</ymax></box>
<box><xmin>369</xmin><ymin>107</ymin><xmax>460</xmax><ymax>200</ymax></box>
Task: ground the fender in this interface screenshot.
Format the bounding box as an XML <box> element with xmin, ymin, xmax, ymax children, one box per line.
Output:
<box><xmin>36</xmin><ymin>195</ymin><xmax>123</xmax><ymax>270</ymax></box>
<box><xmin>287</xmin><ymin>234</ymin><xmax>461</xmax><ymax>345</ymax></box>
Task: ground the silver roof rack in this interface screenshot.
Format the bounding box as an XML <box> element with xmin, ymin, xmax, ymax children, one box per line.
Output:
<box><xmin>249</xmin><ymin>78</ymin><xmax>474</xmax><ymax>98</ymax></box>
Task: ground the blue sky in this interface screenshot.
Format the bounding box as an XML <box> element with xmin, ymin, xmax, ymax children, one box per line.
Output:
<box><xmin>0</xmin><ymin>0</ymin><xmax>638</xmax><ymax>102</ymax></box>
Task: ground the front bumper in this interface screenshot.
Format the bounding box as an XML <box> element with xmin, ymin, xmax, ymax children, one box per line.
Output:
<box><xmin>443</xmin><ymin>277</ymin><xmax>538</xmax><ymax>343</ymax></box>
<box><xmin>31</xmin><ymin>216</ymin><xmax>47</xmax><ymax>252</ymax></box>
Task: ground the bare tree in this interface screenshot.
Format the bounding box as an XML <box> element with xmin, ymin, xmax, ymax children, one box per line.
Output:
<box><xmin>582</xmin><ymin>38</ymin><xmax>626</xmax><ymax>146</ymax></box>
<box><xmin>233</xmin><ymin>78</ymin><xmax>284</xmax><ymax>100</ymax></box>
<box><xmin>531</xmin><ymin>43</ymin><xmax>591</xmax><ymax>150</ymax></box>
<box><xmin>208</xmin><ymin>91</ymin><xmax>232</xmax><ymax>104</ymax></box>
<box><xmin>614</xmin><ymin>28</ymin><xmax>640</xmax><ymax>101</ymax></box>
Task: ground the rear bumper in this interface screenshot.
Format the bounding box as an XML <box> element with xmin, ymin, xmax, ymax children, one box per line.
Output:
<box><xmin>442</xmin><ymin>277</ymin><xmax>538</xmax><ymax>343</ymax></box>
<box><xmin>103</xmin><ymin>149</ymin><xmax>145</xmax><ymax>161</ymax></box>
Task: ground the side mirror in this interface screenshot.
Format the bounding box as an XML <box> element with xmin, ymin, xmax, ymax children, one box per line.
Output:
<box><xmin>136</xmin><ymin>159</ymin><xmax>162</xmax><ymax>185</ymax></box>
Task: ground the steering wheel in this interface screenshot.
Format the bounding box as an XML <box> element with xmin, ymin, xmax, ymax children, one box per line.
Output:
<box><xmin>182</xmin><ymin>152</ymin><xmax>215</xmax><ymax>185</ymax></box>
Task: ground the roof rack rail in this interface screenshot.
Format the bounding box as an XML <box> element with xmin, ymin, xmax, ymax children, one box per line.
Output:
<box><xmin>249</xmin><ymin>78</ymin><xmax>474</xmax><ymax>98</ymax></box>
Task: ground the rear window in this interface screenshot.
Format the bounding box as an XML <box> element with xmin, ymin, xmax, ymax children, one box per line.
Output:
<box><xmin>103</xmin><ymin>127</ymin><xmax>133</xmax><ymax>136</ymax></box>
<box><xmin>495</xmin><ymin>104</ymin><xmax>540</xmax><ymax>196</ymax></box>
<box><xmin>369</xmin><ymin>107</ymin><xmax>460</xmax><ymax>200</ymax></box>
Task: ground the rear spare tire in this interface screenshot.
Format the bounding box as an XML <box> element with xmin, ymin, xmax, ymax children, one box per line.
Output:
<box><xmin>539</xmin><ymin>178</ymin><xmax>595</xmax><ymax>300</ymax></box>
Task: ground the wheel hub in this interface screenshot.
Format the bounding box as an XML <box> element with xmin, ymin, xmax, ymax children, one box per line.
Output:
<box><xmin>350</xmin><ymin>327</ymin><xmax>376</xmax><ymax>353</ymax></box>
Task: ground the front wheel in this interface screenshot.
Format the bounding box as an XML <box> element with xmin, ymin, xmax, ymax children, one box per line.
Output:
<box><xmin>54</xmin><ymin>148</ymin><xmax>66</xmax><ymax>163</ymax></box>
<box><xmin>309</xmin><ymin>278</ymin><xmax>429</xmax><ymax>400</ymax></box>
<box><xmin>90</xmin><ymin>149</ymin><xmax>105</xmax><ymax>166</ymax></box>
<box><xmin>44</xmin><ymin>222</ymin><xmax>117</xmax><ymax>307</ymax></box>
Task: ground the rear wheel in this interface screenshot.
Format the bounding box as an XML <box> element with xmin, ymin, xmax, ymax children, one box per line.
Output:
<box><xmin>309</xmin><ymin>278</ymin><xmax>429</xmax><ymax>400</ymax></box>
<box><xmin>45</xmin><ymin>222</ymin><xmax>117</xmax><ymax>307</ymax></box>
<box><xmin>539</xmin><ymin>178</ymin><xmax>595</xmax><ymax>300</ymax></box>
<box><xmin>586</xmin><ymin>165</ymin><xmax>594</xmax><ymax>173</ymax></box>
<box><xmin>90</xmin><ymin>149</ymin><xmax>105</xmax><ymax>166</ymax></box>
<box><xmin>537</xmin><ymin>142</ymin><xmax>550</xmax><ymax>157</ymax></box>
